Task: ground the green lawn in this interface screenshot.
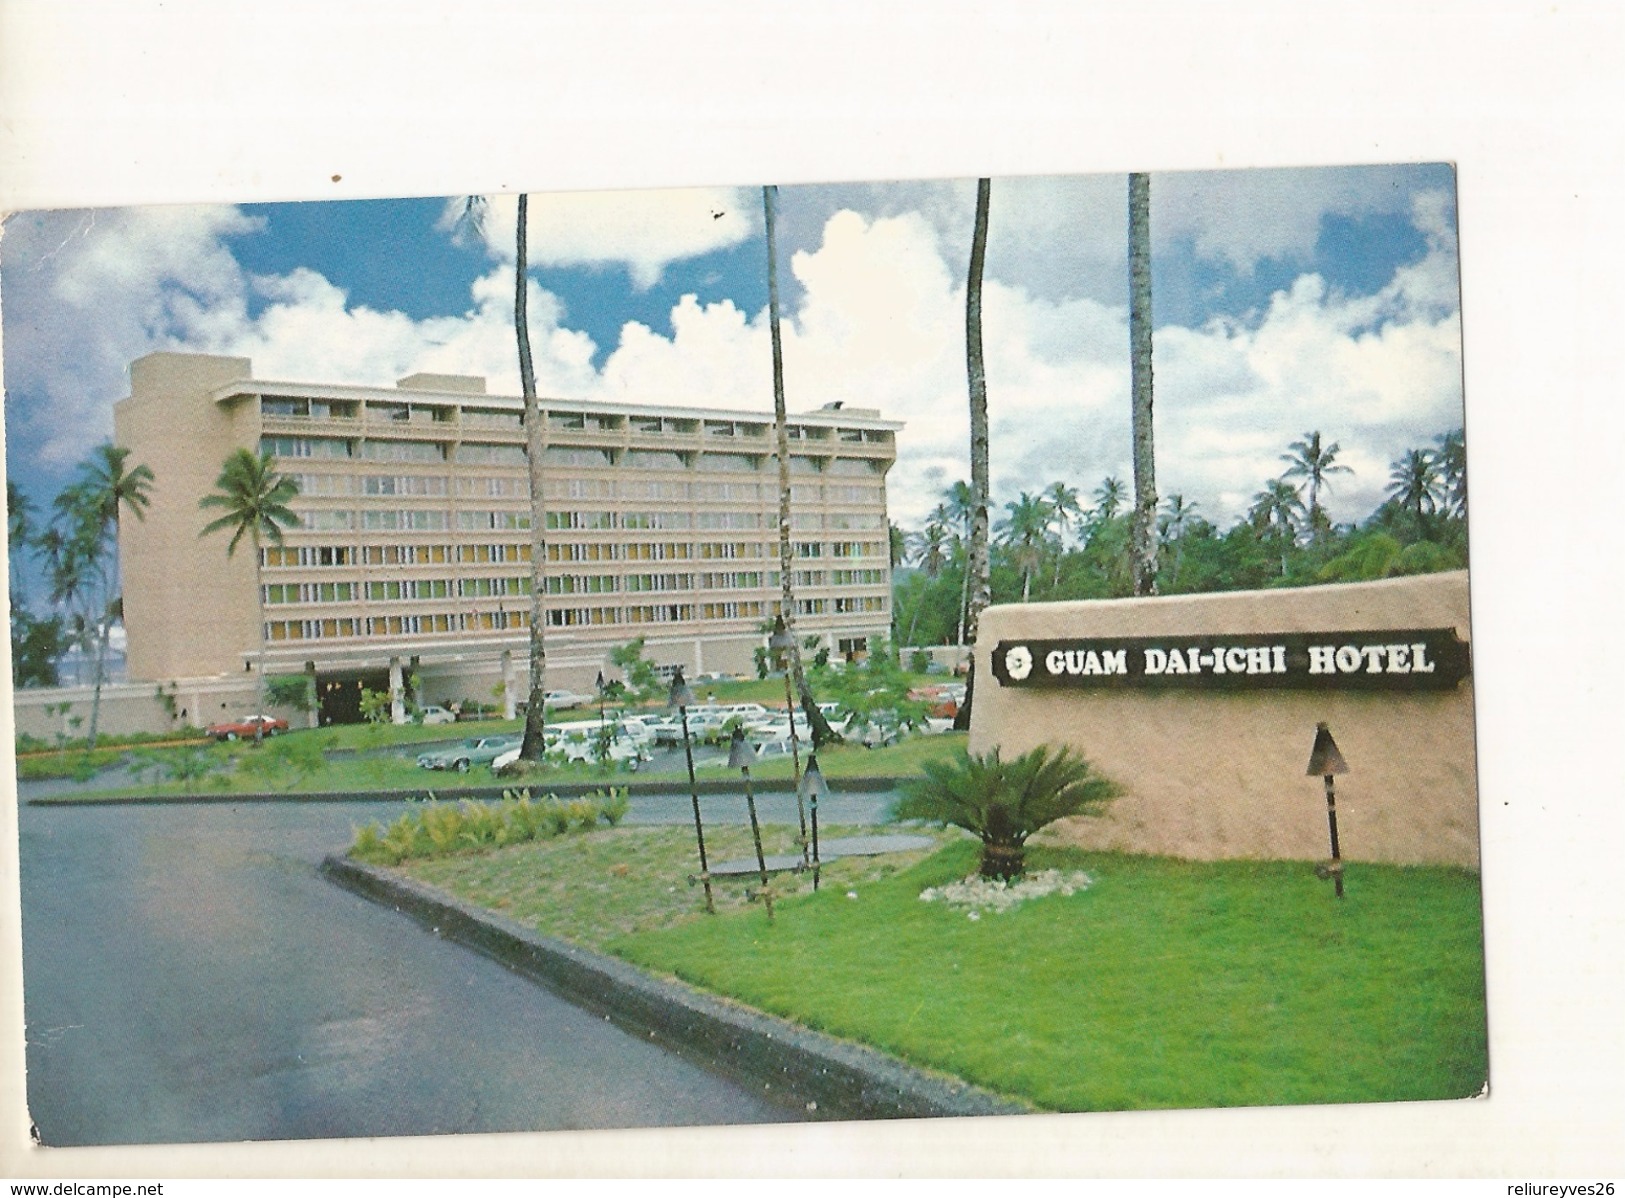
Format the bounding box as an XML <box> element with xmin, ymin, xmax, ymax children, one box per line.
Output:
<box><xmin>29</xmin><ymin>721</ymin><xmax>967</xmax><ymax>800</ymax></box>
<box><xmin>402</xmin><ymin>828</ymin><xmax>1488</xmax><ymax>1114</ymax></box>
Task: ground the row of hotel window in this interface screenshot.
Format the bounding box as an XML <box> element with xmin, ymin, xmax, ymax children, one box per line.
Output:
<box><xmin>261</xmin><ymin>397</ymin><xmax>891</xmax><ymax>445</ymax></box>
<box><xmin>286</xmin><ymin>507</ymin><xmax>887</xmax><ymax>533</ymax></box>
<box><xmin>264</xmin><ymin>596</ymin><xmax>887</xmax><ymax>641</ymax></box>
<box><xmin>263</xmin><ymin>568</ymin><xmax>888</xmax><ymax>605</ymax></box>
<box><xmin>261</xmin><ymin>540</ymin><xmax>887</xmax><ymax>568</ymax></box>
<box><xmin>288</xmin><ymin>472</ymin><xmax>884</xmax><ymax>506</ymax></box>
<box><xmin>262</xmin><ymin>437</ymin><xmax>886</xmax><ymax>475</ymax></box>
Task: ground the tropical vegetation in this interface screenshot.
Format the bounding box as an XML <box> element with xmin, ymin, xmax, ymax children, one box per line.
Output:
<box><xmin>891</xmin><ymin>428</ymin><xmax>1468</xmax><ymax>649</ymax></box>
<box><xmin>893</xmin><ymin>744</ymin><xmax>1117</xmax><ymax>878</ymax></box>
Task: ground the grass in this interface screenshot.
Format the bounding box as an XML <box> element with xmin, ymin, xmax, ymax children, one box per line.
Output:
<box><xmin>402</xmin><ymin>829</ymin><xmax>1488</xmax><ymax>1114</ymax></box>
<box><xmin>400</xmin><ymin>821</ymin><xmax>954</xmax><ymax>946</ymax></box>
<box><xmin>30</xmin><ymin>718</ymin><xmax>968</xmax><ymax>801</ymax></box>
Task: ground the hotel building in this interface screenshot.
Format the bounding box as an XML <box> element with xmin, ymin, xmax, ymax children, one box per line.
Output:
<box><xmin>114</xmin><ymin>352</ymin><xmax>899</xmax><ymax>724</ymax></box>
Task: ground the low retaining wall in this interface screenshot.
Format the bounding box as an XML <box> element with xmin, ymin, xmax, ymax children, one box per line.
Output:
<box><xmin>320</xmin><ymin>854</ymin><xmax>1025</xmax><ymax>1122</ymax></box>
<box><xmin>971</xmin><ymin>572</ymin><xmax>1480</xmax><ymax>868</ymax></box>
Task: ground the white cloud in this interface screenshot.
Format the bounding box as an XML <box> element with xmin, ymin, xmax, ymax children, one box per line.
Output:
<box><xmin>4</xmin><ymin>172</ymin><xmax>1464</xmax><ymax>546</ymax></box>
<box><xmin>448</xmin><ymin>187</ymin><xmax>756</xmax><ymax>290</ymax></box>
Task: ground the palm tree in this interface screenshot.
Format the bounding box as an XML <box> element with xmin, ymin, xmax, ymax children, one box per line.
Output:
<box><xmin>7</xmin><ymin>480</ymin><xmax>36</xmax><ymax>608</ymax></box>
<box><xmin>763</xmin><ymin>184</ymin><xmax>836</xmax><ymax>749</ymax></box>
<box><xmin>893</xmin><ymin>744</ymin><xmax>1117</xmax><ymax>880</ymax></box>
<box><xmin>1386</xmin><ymin>448</ymin><xmax>1443</xmax><ymax>522</ymax></box>
<box><xmin>1128</xmin><ymin>172</ymin><xmax>1159</xmax><ymax>596</ymax></box>
<box><xmin>1281</xmin><ymin>431</ymin><xmax>1351</xmax><ymax>537</ymax></box>
<box><xmin>995</xmin><ymin>491</ymin><xmax>1054</xmax><ymax>602</ymax></box>
<box><xmin>73</xmin><ymin>444</ymin><xmax>155</xmax><ymax>747</ymax></box>
<box><xmin>1433</xmin><ymin>428</ymin><xmax>1467</xmax><ymax>519</ymax></box>
<box><xmin>918</xmin><ymin>505</ymin><xmax>951</xmax><ymax>578</ymax></box>
<box><xmin>959</xmin><ymin>178</ymin><xmax>993</xmax><ymax>729</ymax></box>
<box><xmin>1043</xmin><ymin>481</ymin><xmax>1082</xmax><ymax>586</ymax></box>
<box><xmin>1249</xmin><ymin>477</ymin><xmax>1305</xmax><ymax>576</ymax></box>
<box><xmin>944</xmin><ymin>479</ymin><xmax>976</xmax><ymax>646</ymax></box>
<box><xmin>1158</xmin><ymin>492</ymin><xmax>1200</xmax><ymax>588</ymax></box>
<box><xmin>514</xmin><ymin>193</ymin><xmax>553</xmax><ymax>761</ymax></box>
<box><xmin>199</xmin><ymin>449</ymin><xmax>300</xmax><ymax>744</ymax></box>
<box><xmin>1089</xmin><ymin>475</ymin><xmax>1126</xmax><ymax>530</ymax></box>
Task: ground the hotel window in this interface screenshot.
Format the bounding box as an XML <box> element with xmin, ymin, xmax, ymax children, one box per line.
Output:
<box><xmin>544</xmin><ymin>446</ymin><xmax>612</xmax><ymax>468</ymax></box>
<box><xmin>788</xmin><ymin>456</ymin><xmax>823</xmax><ymax>475</ymax></box>
<box><xmin>261</xmin><ymin>435</ymin><xmax>353</xmax><ymax>460</ymax></box>
<box><xmin>696</xmin><ymin>452</ymin><xmax>759</xmax><ymax>473</ymax></box>
<box><xmin>299</xmin><ymin>509</ymin><xmax>355</xmax><ymax>532</ymax></box>
<box><xmin>461</xmin><ymin>510</ymin><xmax>532</xmax><ymax>531</ymax></box>
<box><xmin>623</xmin><ymin>449</ymin><xmax>685</xmax><ymax>470</ymax></box>
<box><xmin>828</xmin><ymin>457</ymin><xmax>883</xmax><ymax>476</ymax></box>
<box><xmin>291</xmin><ymin>473</ymin><xmax>353</xmax><ymax>496</ymax></box>
<box><xmin>829</xmin><ymin>512</ymin><xmax>884</xmax><ymax>530</ymax></box>
<box><xmin>358</xmin><ymin>439</ymin><xmax>446</xmax><ymax>463</ymax></box>
<box><xmin>457</xmin><ymin>443</ymin><xmax>527</xmax><ymax>467</ymax></box>
<box><xmin>463</xmin><ymin>408</ymin><xmax>523</xmax><ymax>430</ymax></box>
<box><xmin>362</xmin><ymin>474</ymin><xmax>448</xmax><ymax>497</ymax></box>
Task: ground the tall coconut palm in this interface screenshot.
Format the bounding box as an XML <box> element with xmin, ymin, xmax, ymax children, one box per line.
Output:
<box><xmin>199</xmin><ymin>449</ymin><xmax>300</xmax><ymax>744</ymax></box>
<box><xmin>1089</xmin><ymin>475</ymin><xmax>1126</xmax><ymax>530</ymax></box>
<box><xmin>1158</xmin><ymin>492</ymin><xmax>1200</xmax><ymax>588</ymax></box>
<box><xmin>1281</xmin><ymin>431</ymin><xmax>1351</xmax><ymax>538</ymax></box>
<box><xmin>1249</xmin><ymin>477</ymin><xmax>1305</xmax><ymax>577</ymax></box>
<box><xmin>763</xmin><ymin>184</ymin><xmax>836</xmax><ymax>749</ymax></box>
<box><xmin>1043</xmin><ymin>480</ymin><xmax>1082</xmax><ymax>587</ymax></box>
<box><xmin>514</xmin><ymin>193</ymin><xmax>553</xmax><ymax>761</ymax></box>
<box><xmin>1433</xmin><ymin>428</ymin><xmax>1467</xmax><ymax>519</ymax></box>
<box><xmin>1386</xmin><ymin>448</ymin><xmax>1443</xmax><ymax>523</ymax></box>
<box><xmin>1127</xmin><ymin>172</ymin><xmax>1159</xmax><ymax>596</ymax></box>
<box><xmin>944</xmin><ymin>478</ymin><xmax>976</xmax><ymax>646</ymax></box>
<box><xmin>995</xmin><ymin>492</ymin><xmax>1054</xmax><ymax>602</ymax></box>
<box><xmin>959</xmin><ymin>178</ymin><xmax>993</xmax><ymax>730</ymax></box>
<box><xmin>73</xmin><ymin>444</ymin><xmax>155</xmax><ymax>747</ymax></box>
<box><xmin>7</xmin><ymin>480</ymin><xmax>36</xmax><ymax>609</ymax></box>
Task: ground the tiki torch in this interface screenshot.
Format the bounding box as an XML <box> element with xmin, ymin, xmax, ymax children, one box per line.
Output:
<box><xmin>768</xmin><ymin>615</ymin><xmax>808</xmax><ymax>864</ymax></box>
<box><xmin>728</xmin><ymin>726</ymin><xmax>774</xmax><ymax>921</ymax></box>
<box><xmin>799</xmin><ymin>752</ymin><xmax>826</xmax><ymax>890</ymax></box>
<box><xmin>1307</xmin><ymin>721</ymin><xmax>1350</xmax><ymax>899</ymax></box>
<box><xmin>669</xmin><ymin>668</ymin><xmax>713</xmax><ymax>914</ymax></box>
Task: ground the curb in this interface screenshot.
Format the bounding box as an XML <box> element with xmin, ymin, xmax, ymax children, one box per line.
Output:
<box><xmin>28</xmin><ymin>775</ymin><xmax>905</xmax><ymax>807</ymax></box>
<box><xmin>319</xmin><ymin>853</ymin><xmax>1027</xmax><ymax>1123</ymax></box>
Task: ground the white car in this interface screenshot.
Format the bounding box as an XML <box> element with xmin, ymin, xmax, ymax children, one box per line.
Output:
<box><xmin>542</xmin><ymin>690</ymin><xmax>592</xmax><ymax>710</ymax></box>
<box><xmin>418</xmin><ymin>705</ymin><xmax>455</xmax><ymax>725</ymax></box>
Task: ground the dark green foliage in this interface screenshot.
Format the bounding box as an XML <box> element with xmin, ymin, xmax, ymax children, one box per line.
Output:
<box><xmin>265</xmin><ymin>673</ymin><xmax>316</xmax><ymax>713</ymax></box>
<box><xmin>893</xmin><ymin>744</ymin><xmax>1117</xmax><ymax>879</ymax></box>
<box><xmin>894</xmin><ymin>430</ymin><xmax>1469</xmax><ymax>645</ymax></box>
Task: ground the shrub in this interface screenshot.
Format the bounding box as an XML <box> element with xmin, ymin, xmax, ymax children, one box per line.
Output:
<box><xmin>597</xmin><ymin>786</ymin><xmax>631</xmax><ymax>827</ymax></box>
<box><xmin>892</xmin><ymin>744</ymin><xmax>1117</xmax><ymax>880</ymax></box>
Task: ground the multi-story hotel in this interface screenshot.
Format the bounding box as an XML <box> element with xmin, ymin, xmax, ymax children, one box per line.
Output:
<box><xmin>115</xmin><ymin>352</ymin><xmax>899</xmax><ymax>724</ymax></box>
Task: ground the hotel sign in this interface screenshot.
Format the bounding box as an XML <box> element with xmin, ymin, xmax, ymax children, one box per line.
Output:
<box><xmin>990</xmin><ymin>628</ymin><xmax>1471</xmax><ymax>692</ymax></box>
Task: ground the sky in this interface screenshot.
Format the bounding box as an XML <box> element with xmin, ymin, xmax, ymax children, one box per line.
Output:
<box><xmin>1</xmin><ymin>163</ymin><xmax>1463</xmax><ymax>557</ymax></box>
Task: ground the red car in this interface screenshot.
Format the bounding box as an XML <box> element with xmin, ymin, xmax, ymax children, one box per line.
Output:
<box><xmin>205</xmin><ymin>715</ymin><xmax>289</xmax><ymax>741</ymax></box>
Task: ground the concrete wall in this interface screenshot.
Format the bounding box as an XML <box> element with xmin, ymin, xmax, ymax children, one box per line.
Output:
<box><xmin>10</xmin><ymin>677</ymin><xmax>298</xmax><ymax>741</ymax></box>
<box><xmin>970</xmin><ymin>571</ymin><xmax>1479</xmax><ymax>868</ymax></box>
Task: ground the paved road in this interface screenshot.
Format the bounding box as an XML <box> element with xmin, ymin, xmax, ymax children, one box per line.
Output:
<box><xmin>17</xmin><ymin>797</ymin><xmax>812</xmax><ymax>1147</ymax></box>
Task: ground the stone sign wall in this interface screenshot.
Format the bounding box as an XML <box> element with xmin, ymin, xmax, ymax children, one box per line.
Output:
<box><xmin>969</xmin><ymin>571</ymin><xmax>1480</xmax><ymax>868</ymax></box>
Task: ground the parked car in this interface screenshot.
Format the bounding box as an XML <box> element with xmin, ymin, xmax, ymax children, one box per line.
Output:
<box><xmin>416</xmin><ymin>735</ymin><xmax>522</xmax><ymax>772</ymax></box>
<box><xmin>542</xmin><ymin>690</ymin><xmax>592</xmax><ymax>710</ymax></box>
<box><xmin>418</xmin><ymin>705</ymin><xmax>455</xmax><ymax>725</ymax></box>
<box><xmin>205</xmin><ymin>715</ymin><xmax>289</xmax><ymax>741</ymax></box>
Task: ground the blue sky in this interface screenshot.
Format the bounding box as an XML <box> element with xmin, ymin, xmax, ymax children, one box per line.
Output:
<box><xmin>2</xmin><ymin>164</ymin><xmax>1462</xmax><ymax>578</ymax></box>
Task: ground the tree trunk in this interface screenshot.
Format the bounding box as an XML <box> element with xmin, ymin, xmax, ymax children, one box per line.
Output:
<box><xmin>252</xmin><ymin>529</ymin><xmax>267</xmax><ymax>745</ymax></box>
<box><xmin>516</xmin><ymin>193</ymin><xmax>551</xmax><ymax>761</ymax></box>
<box><xmin>764</xmin><ymin>185</ymin><xmax>837</xmax><ymax>750</ymax></box>
<box><xmin>1128</xmin><ymin>172</ymin><xmax>1159</xmax><ymax>597</ymax></box>
<box><xmin>957</xmin><ymin>179</ymin><xmax>993</xmax><ymax>731</ymax></box>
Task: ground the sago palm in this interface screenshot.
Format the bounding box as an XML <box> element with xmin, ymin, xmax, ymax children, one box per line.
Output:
<box><xmin>893</xmin><ymin>744</ymin><xmax>1116</xmax><ymax>880</ymax></box>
